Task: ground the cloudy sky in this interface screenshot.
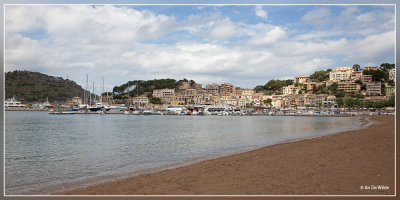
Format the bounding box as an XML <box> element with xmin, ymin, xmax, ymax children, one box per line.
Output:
<box><xmin>5</xmin><ymin>5</ymin><xmax>395</xmax><ymax>92</ymax></box>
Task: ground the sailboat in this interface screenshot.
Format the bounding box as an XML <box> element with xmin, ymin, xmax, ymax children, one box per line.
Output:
<box><xmin>88</xmin><ymin>82</ymin><xmax>104</xmax><ymax>112</ymax></box>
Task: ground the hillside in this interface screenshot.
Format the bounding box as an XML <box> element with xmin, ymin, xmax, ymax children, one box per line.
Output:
<box><xmin>5</xmin><ymin>70</ymin><xmax>87</xmax><ymax>103</ymax></box>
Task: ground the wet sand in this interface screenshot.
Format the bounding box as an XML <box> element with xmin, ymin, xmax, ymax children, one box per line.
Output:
<box><xmin>59</xmin><ymin>115</ymin><xmax>395</xmax><ymax>195</ymax></box>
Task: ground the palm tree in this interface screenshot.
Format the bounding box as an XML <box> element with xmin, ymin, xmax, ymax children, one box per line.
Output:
<box><xmin>353</xmin><ymin>64</ymin><xmax>361</xmax><ymax>71</ymax></box>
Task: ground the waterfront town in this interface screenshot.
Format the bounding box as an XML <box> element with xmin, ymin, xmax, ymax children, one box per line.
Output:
<box><xmin>5</xmin><ymin>65</ymin><xmax>396</xmax><ymax>116</ymax></box>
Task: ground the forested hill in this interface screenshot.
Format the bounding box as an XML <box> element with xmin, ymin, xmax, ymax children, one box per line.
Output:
<box><xmin>5</xmin><ymin>70</ymin><xmax>87</xmax><ymax>103</ymax></box>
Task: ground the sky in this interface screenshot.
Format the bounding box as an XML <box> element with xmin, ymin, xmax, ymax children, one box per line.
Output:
<box><xmin>5</xmin><ymin>4</ymin><xmax>395</xmax><ymax>93</ymax></box>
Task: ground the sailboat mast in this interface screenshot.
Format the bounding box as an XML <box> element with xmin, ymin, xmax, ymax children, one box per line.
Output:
<box><xmin>93</xmin><ymin>82</ymin><xmax>95</xmax><ymax>105</ymax></box>
<box><xmin>102</xmin><ymin>76</ymin><xmax>104</xmax><ymax>105</ymax></box>
<box><xmin>86</xmin><ymin>74</ymin><xmax>89</xmax><ymax>105</ymax></box>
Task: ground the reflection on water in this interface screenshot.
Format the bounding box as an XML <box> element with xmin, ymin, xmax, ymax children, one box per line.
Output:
<box><xmin>5</xmin><ymin>111</ymin><xmax>363</xmax><ymax>195</ymax></box>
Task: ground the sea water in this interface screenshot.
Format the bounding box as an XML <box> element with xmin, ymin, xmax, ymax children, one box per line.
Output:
<box><xmin>5</xmin><ymin>111</ymin><xmax>367</xmax><ymax>195</ymax></box>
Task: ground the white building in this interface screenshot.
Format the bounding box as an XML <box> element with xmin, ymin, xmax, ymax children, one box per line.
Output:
<box><xmin>133</xmin><ymin>96</ymin><xmax>149</xmax><ymax>105</ymax></box>
<box><xmin>282</xmin><ymin>85</ymin><xmax>301</xmax><ymax>95</ymax></box>
<box><xmin>329</xmin><ymin>67</ymin><xmax>353</xmax><ymax>82</ymax></box>
<box><xmin>153</xmin><ymin>89</ymin><xmax>175</xmax><ymax>98</ymax></box>
<box><xmin>389</xmin><ymin>69</ymin><xmax>396</xmax><ymax>81</ymax></box>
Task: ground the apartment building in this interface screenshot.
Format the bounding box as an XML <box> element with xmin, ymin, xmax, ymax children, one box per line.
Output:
<box><xmin>205</xmin><ymin>83</ymin><xmax>220</xmax><ymax>94</ymax></box>
<box><xmin>351</xmin><ymin>71</ymin><xmax>362</xmax><ymax>80</ymax></box>
<box><xmin>329</xmin><ymin>67</ymin><xmax>353</xmax><ymax>82</ymax></box>
<box><xmin>362</xmin><ymin>74</ymin><xmax>372</xmax><ymax>83</ymax></box>
<box><xmin>338</xmin><ymin>80</ymin><xmax>361</xmax><ymax>92</ymax></box>
<box><xmin>389</xmin><ymin>69</ymin><xmax>396</xmax><ymax>81</ymax></box>
<box><xmin>241</xmin><ymin>89</ymin><xmax>255</xmax><ymax>95</ymax></box>
<box><xmin>132</xmin><ymin>96</ymin><xmax>149</xmax><ymax>105</ymax></box>
<box><xmin>220</xmin><ymin>83</ymin><xmax>236</xmax><ymax>95</ymax></box>
<box><xmin>303</xmin><ymin>82</ymin><xmax>324</xmax><ymax>91</ymax></box>
<box><xmin>283</xmin><ymin>85</ymin><xmax>301</xmax><ymax>95</ymax></box>
<box><xmin>153</xmin><ymin>88</ymin><xmax>175</xmax><ymax>98</ymax></box>
<box><xmin>363</xmin><ymin>66</ymin><xmax>379</xmax><ymax>71</ymax></box>
<box><xmin>366</xmin><ymin>81</ymin><xmax>381</xmax><ymax>95</ymax></box>
<box><xmin>385</xmin><ymin>83</ymin><xmax>395</xmax><ymax>97</ymax></box>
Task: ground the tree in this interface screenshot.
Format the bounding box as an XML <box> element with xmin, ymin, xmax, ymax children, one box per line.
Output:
<box><xmin>355</xmin><ymin>79</ymin><xmax>362</xmax><ymax>85</ymax></box>
<box><xmin>150</xmin><ymin>97</ymin><xmax>162</xmax><ymax>104</ymax></box>
<box><xmin>309</xmin><ymin>70</ymin><xmax>329</xmax><ymax>82</ymax></box>
<box><xmin>380</xmin><ymin>63</ymin><xmax>395</xmax><ymax>71</ymax></box>
<box><xmin>345</xmin><ymin>98</ymin><xmax>354</xmax><ymax>108</ymax></box>
<box><xmin>352</xmin><ymin>64</ymin><xmax>361</xmax><ymax>71</ymax></box>
<box><xmin>254</xmin><ymin>85</ymin><xmax>264</xmax><ymax>92</ymax></box>
<box><xmin>317</xmin><ymin>83</ymin><xmax>328</xmax><ymax>94</ymax></box>
<box><xmin>363</xmin><ymin>69</ymin><xmax>388</xmax><ymax>81</ymax></box>
<box><xmin>263</xmin><ymin>79</ymin><xmax>293</xmax><ymax>91</ymax></box>
<box><xmin>189</xmin><ymin>80</ymin><xmax>196</xmax><ymax>86</ymax></box>
<box><xmin>329</xmin><ymin>82</ymin><xmax>338</xmax><ymax>93</ymax></box>
<box><xmin>336</xmin><ymin>97</ymin><xmax>344</xmax><ymax>107</ymax></box>
<box><xmin>312</xmin><ymin>85</ymin><xmax>317</xmax><ymax>94</ymax></box>
<box><xmin>264</xmin><ymin>98</ymin><xmax>272</xmax><ymax>106</ymax></box>
<box><xmin>294</xmin><ymin>83</ymin><xmax>303</xmax><ymax>87</ymax></box>
<box><xmin>335</xmin><ymin>91</ymin><xmax>345</xmax><ymax>98</ymax></box>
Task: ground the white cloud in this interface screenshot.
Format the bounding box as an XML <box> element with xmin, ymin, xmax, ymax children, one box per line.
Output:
<box><xmin>255</xmin><ymin>5</ymin><xmax>268</xmax><ymax>20</ymax></box>
<box><xmin>206</xmin><ymin>18</ymin><xmax>236</xmax><ymax>40</ymax></box>
<box><xmin>4</xmin><ymin>5</ymin><xmax>395</xmax><ymax>90</ymax></box>
<box><xmin>301</xmin><ymin>7</ymin><xmax>332</xmax><ymax>27</ymax></box>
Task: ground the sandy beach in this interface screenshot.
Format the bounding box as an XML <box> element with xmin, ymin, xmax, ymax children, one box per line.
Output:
<box><xmin>58</xmin><ymin>115</ymin><xmax>394</xmax><ymax>195</ymax></box>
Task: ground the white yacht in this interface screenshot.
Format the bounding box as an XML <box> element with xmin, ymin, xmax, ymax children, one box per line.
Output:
<box><xmin>4</xmin><ymin>97</ymin><xmax>26</xmax><ymax>108</ymax></box>
<box><xmin>166</xmin><ymin>105</ymin><xmax>185</xmax><ymax>114</ymax></box>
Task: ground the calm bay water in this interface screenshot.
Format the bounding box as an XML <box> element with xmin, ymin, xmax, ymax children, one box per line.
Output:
<box><xmin>5</xmin><ymin>111</ymin><xmax>366</xmax><ymax>195</ymax></box>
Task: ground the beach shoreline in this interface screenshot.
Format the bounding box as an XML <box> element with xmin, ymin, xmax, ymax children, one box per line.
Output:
<box><xmin>56</xmin><ymin>115</ymin><xmax>395</xmax><ymax>195</ymax></box>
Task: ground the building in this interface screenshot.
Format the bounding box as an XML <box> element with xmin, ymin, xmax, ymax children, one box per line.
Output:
<box><xmin>337</xmin><ymin>80</ymin><xmax>361</xmax><ymax>92</ymax></box>
<box><xmin>362</xmin><ymin>74</ymin><xmax>372</xmax><ymax>83</ymax></box>
<box><xmin>385</xmin><ymin>83</ymin><xmax>395</xmax><ymax>97</ymax></box>
<box><xmin>220</xmin><ymin>83</ymin><xmax>236</xmax><ymax>95</ymax></box>
<box><xmin>315</xmin><ymin>94</ymin><xmax>329</xmax><ymax>107</ymax></box>
<box><xmin>271</xmin><ymin>95</ymin><xmax>283</xmax><ymax>108</ymax></box>
<box><xmin>351</xmin><ymin>71</ymin><xmax>363</xmax><ymax>80</ymax></box>
<box><xmin>295</xmin><ymin>75</ymin><xmax>310</xmax><ymax>84</ymax></box>
<box><xmin>205</xmin><ymin>83</ymin><xmax>220</xmax><ymax>94</ymax></box>
<box><xmin>132</xmin><ymin>96</ymin><xmax>149</xmax><ymax>105</ymax></box>
<box><xmin>329</xmin><ymin>67</ymin><xmax>353</xmax><ymax>82</ymax></box>
<box><xmin>303</xmin><ymin>82</ymin><xmax>324</xmax><ymax>91</ymax></box>
<box><xmin>364</xmin><ymin>96</ymin><xmax>386</xmax><ymax>102</ymax></box>
<box><xmin>366</xmin><ymin>81</ymin><xmax>381</xmax><ymax>95</ymax></box>
<box><xmin>363</xmin><ymin>66</ymin><xmax>379</xmax><ymax>71</ymax></box>
<box><xmin>238</xmin><ymin>98</ymin><xmax>249</xmax><ymax>108</ymax></box>
<box><xmin>170</xmin><ymin>101</ymin><xmax>185</xmax><ymax>105</ymax></box>
<box><xmin>179</xmin><ymin>82</ymin><xmax>191</xmax><ymax>90</ymax></box>
<box><xmin>71</xmin><ymin>97</ymin><xmax>82</xmax><ymax>104</ymax></box>
<box><xmin>153</xmin><ymin>89</ymin><xmax>175</xmax><ymax>103</ymax></box>
<box><xmin>193</xmin><ymin>83</ymin><xmax>203</xmax><ymax>92</ymax></box>
<box><xmin>323</xmin><ymin>95</ymin><xmax>337</xmax><ymax>108</ymax></box>
<box><xmin>282</xmin><ymin>85</ymin><xmax>301</xmax><ymax>95</ymax></box>
<box><xmin>241</xmin><ymin>89</ymin><xmax>255</xmax><ymax>95</ymax></box>
<box><xmin>389</xmin><ymin>69</ymin><xmax>396</xmax><ymax>81</ymax></box>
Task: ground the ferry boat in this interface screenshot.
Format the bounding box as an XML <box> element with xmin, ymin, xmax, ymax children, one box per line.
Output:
<box><xmin>4</xmin><ymin>97</ymin><xmax>26</xmax><ymax>108</ymax></box>
<box><xmin>166</xmin><ymin>105</ymin><xmax>185</xmax><ymax>114</ymax></box>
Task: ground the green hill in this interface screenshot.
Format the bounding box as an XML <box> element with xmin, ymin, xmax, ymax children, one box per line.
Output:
<box><xmin>5</xmin><ymin>70</ymin><xmax>87</xmax><ymax>103</ymax></box>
